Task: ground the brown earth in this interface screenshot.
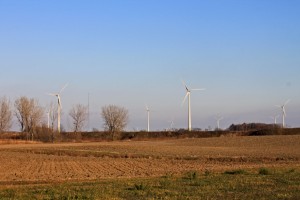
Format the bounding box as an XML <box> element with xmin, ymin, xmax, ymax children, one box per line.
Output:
<box><xmin>0</xmin><ymin>135</ymin><xmax>299</xmax><ymax>184</ymax></box>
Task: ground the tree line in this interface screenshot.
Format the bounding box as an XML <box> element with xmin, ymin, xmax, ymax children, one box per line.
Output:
<box><xmin>0</xmin><ymin>96</ymin><xmax>129</xmax><ymax>141</ymax></box>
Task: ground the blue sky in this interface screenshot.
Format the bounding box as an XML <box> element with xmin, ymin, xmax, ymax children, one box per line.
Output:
<box><xmin>0</xmin><ymin>0</ymin><xmax>299</xmax><ymax>131</ymax></box>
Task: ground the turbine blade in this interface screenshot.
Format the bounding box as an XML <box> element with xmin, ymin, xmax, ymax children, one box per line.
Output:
<box><xmin>181</xmin><ymin>79</ymin><xmax>186</xmax><ymax>87</ymax></box>
<box><xmin>181</xmin><ymin>92</ymin><xmax>189</xmax><ymax>106</ymax></box>
<box><xmin>181</xmin><ymin>79</ymin><xmax>189</xmax><ymax>91</ymax></box>
<box><xmin>215</xmin><ymin>116</ymin><xmax>223</xmax><ymax>121</ymax></box>
<box><xmin>59</xmin><ymin>83</ymin><xmax>68</xmax><ymax>94</ymax></box>
<box><xmin>284</xmin><ymin>99</ymin><xmax>290</xmax><ymax>106</ymax></box>
<box><xmin>191</xmin><ymin>88</ymin><xmax>206</xmax><ymax>91</ymax></box>
<box><xmin>46</xmin><ymin>93</ymin><xmax>57</xmax><ymax>96</ymax></box>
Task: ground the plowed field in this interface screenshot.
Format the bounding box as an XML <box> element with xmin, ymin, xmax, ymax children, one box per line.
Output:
<box><xmin>0</xmin><ymin>135</ymin><xmax>299</xmax><ymax>184</ymax></box>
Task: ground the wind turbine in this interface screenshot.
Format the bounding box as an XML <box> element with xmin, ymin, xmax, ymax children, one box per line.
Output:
<box><xmin>270</xmin><ymin>115</ymin><xmax>279</xmax><ymax>125</ymax></box>
<box><xmin>146</xmin><ymin>104</ymin><xmax>150</xmax><ymax>132</ymax></box>
<box><xmin>275</xmin><ymin>99</ymin><xmax>290</xmax><ymax>128</ymax></box>
<box><xmin>167</xmin><ymin>118</ymin><xmax>175</xmax><ymax>131</ymax></box>
<box><xmin>215</xmin><ymin>115</ymin><xmax>223</xmax><ymax>130</ymax></box>
<box><xmin>181</xmin><ymin>80</ymin><xmax>205</xmax><ymax>131</ymax></box>
<box><xmin>47</xmin><ymin>83</ymin><xmax>68</xmax><ymax>133</ymax></box>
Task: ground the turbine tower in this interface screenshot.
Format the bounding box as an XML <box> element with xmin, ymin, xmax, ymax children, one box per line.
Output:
<box><xmin>276</xmin><ymin>99</ymin><xmax>290</xmax><ymax>128</ymax></box>
<box><xmin>46</xmin><ymin>108</ymin><xmax>50</xmax><ymax>129</ymax></box>
<box><xmin>47</xmin><ymin>83</ymin><xmax>68</xmax><ymax>133</ymax></box>
<box><xmin>146</xmin><ymin>105</ymin><xmax>150</xmax><ymax>132</ymax></box>
<box><xmin>181</xmin><ymin>80</ymin><xmax>205</xmax><ymax>131</ymax></box>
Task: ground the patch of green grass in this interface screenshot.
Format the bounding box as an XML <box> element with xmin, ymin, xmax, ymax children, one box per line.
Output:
<box><xmin>0</xmin><ymin>168</ymin><xmax>299</xmax><ymax>199</ymax></box>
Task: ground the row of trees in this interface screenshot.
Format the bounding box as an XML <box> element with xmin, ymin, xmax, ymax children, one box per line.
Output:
<box><xmin>0</xmin><ymin>96</ymin><xmax>129</xmax><ymax>140</ymax></box>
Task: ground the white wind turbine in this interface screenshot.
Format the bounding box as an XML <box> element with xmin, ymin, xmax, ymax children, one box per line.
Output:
<box><xmin>145</xmin><ymin>105</ymin><xmax>150</xmax><ymax>132</ymax></box>
<box><xmin>181</xmin><ymin>80</ymin><xmax>205</xmax><ymax>131</ymax></box>
<box><xmin>47</xmin><ymin>83</ymin><xmax>68</xmax><ymax>133</ymax></box>
<box><xmin>270</xmin><ymin>115</ymin><xmax>279</xmax><ymax>125</ymax></box>
<box><xmin>167</xmin><ymin>118</ymin><xmax>175</xmax><ymax>131</ymax></box>
<box><xmin>275</xmin><ymin>99</ymin><xmax>290</xmax><ymax>128</ymax></box>
<box><xmin>215</xmin><ymin>115</ymin><xmax>224</xmax><ymax>130</ymax></box>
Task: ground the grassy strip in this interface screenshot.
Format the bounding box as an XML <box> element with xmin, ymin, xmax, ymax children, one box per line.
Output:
<box><xmin>0</xmin><ymin>168</ymin><xmax>299</xmax><ymax>199</ymax></box>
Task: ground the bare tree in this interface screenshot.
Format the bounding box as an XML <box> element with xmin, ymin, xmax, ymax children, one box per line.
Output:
<box><xmin>14</xmin><ymin>96</ymin><xmax>44</xmax><ymax>140</ymax></box>
<box><xmin>0</xmin><ymin>97</ymin><xmax>12</xmax><ymax>133</ymax></box>
<box><xmin>101</xmin><ymin>105</ymin><xmax>129</xmax><ymax>140</ymax></box>
<box><xmin>69</xmin><ymin>104</ymin><xmax>88</xmax><ymax>132</ymax></box>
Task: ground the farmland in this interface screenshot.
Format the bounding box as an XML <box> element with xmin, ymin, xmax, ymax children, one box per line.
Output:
<box><xmin>0</xmin><ymin>135</ymin><xmax>299</xmax><ymax>199</ymax></box>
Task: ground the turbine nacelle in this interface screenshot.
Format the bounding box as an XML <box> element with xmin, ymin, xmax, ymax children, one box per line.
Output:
<box><xmin>145</xmin><ymin>104</ymin><xmax>150</xmax><ymax>112</ymax></box>
<box><xmin>181</xmin><ymin>80</ymin><xmax>205</xmax><ymax>104</ymax></box>
<box><xmin>275</xmin><ymin>99</ymin><xmax>290</xmax><ymax>117</ymax></box>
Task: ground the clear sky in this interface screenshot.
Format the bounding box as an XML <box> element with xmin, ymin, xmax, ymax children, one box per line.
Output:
<box><xmin>1</xmin><ymin>0</ymin><xmax>299</xmax><ymax>131</ymax></box>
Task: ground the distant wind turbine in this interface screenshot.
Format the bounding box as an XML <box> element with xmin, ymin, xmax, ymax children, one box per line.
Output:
<box><xmin>47</xmin><ymin>83</ymin><xmax>68</xmax><ymax>133</ymax></box>
<box><xmin>46</xmin><ymin>108</ymin><xmax>51</xmax><ymax>129</ymax></box>
<box><xmin>275</xmin><ymin>99</ymin><xmax>290</xmax><ymax>128</ymax></box>
<box><xmin>270</xmin><ymin>115</ymin><xmax>279</xmax><ymax>125</ymax></box>
<box><xmin>167</xmin><ymin>118</ymin><xmax>175</xmax><ymax>131</ymax></box>
<box><xmin>215</xmin><ymin>115</ymin><xmax>224</xmax><ymax>130</ymax></box>
<box><xmin>181</xmin><ymin>79</ymin><xmax>205</xmax><ymax>131</ymax></box>
<box><xmin>146</xmin><ymin>104</ymin><xmax>150</xmax><ymax>132</ymax></box>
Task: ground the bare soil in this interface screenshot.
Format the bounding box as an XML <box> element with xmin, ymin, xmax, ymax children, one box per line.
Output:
<box><xmin>0</xmin><ymin>135</ymin><xmax>299</xmax><ymax>184</ymax></box>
